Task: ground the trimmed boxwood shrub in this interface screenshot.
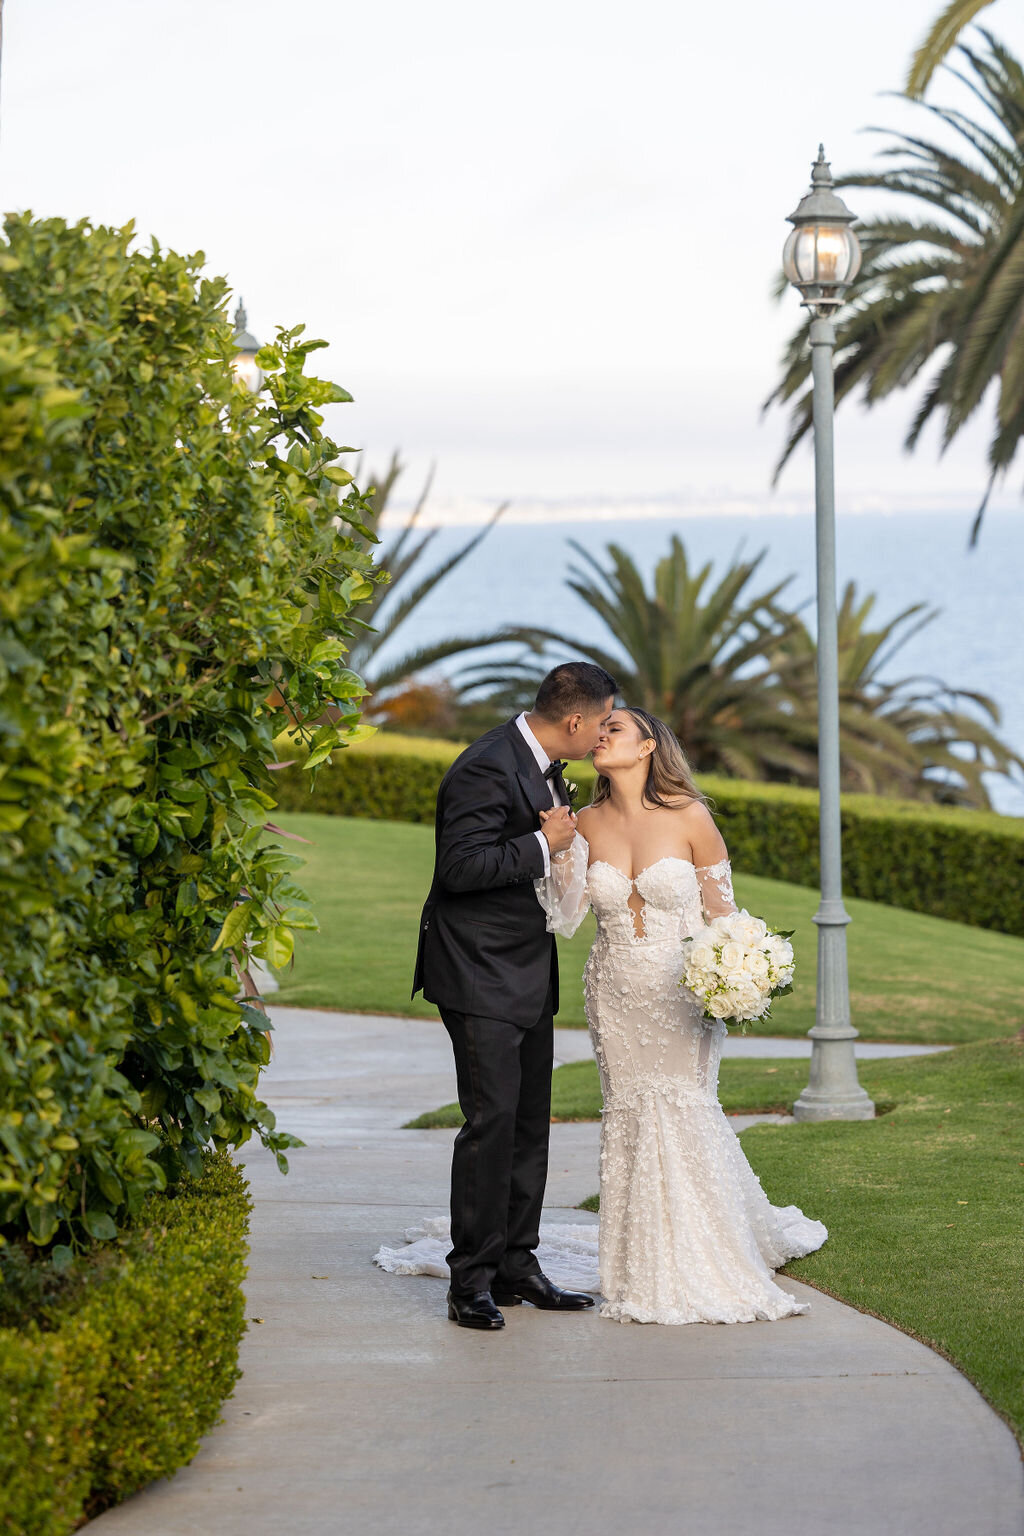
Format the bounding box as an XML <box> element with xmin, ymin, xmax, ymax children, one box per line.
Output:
<box><xmin>0</xmin><ymin>1153</ymin><xmax>250</xmax><ymax>1536</ymax></box>
<box><xmin>274</xmin><ymin>739</ymin><xmax>1024</xmax><ymax>938</ymax></box>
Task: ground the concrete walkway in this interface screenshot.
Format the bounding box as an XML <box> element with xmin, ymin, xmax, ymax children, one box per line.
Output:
<box><xmin>92</xmin><ymin>1010</ymin><xmax>1023</xmax><ymax>1536</ymax></box>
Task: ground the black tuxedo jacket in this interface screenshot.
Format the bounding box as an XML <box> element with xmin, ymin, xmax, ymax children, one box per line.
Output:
<box><xmin>412</xmin><ymin>718</ymin><xmax>559</xmax><ymax>1027</ymax></box>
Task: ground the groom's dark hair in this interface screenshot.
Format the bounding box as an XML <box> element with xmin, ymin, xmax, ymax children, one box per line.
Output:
<box><xmin>534</xmin><ymin>662</ymin><xmax>617</xmax><ymax>722</ymax></box>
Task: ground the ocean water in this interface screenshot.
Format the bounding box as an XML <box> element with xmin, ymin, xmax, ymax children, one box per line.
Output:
<box><xmin>372</xmin><ymin>508</ymin><xmax>1024</xmax><ymax>815</ymax></box>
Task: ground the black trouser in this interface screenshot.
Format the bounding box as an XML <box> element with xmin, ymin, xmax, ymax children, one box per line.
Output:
<box><xmin>440</xmin><ymin>994</ymin><xmax>554</xmax><ymax>1297</ymax></box>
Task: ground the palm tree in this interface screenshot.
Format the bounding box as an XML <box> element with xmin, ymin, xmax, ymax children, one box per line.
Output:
<box><xmin>459</xmin><ymin>537</ymin><xmax>1024</xmax><ymax>806</ymax></box>
<box><xmin>766</xmin><ymin>33</ymin><xmax>1024</xmax><ymax>543</ymax></box>
<box><xmin>348</xmin><ymin>452</ymin><xmax>528</xmax><ymax>711</ymax></box>
<box><xmin>906</xmin><ymin>1</ymin><xmax>999</xmax><ymax>97</ymax></box>
<box><xmin>769</xmin><ymin>582</ymin><xmax>1024</xmax><ymax>806</ymax></box>
<box><xmin>460</xmin><ymin>537</ymin><xmax>815</xmax><ymax>781</ymax></box>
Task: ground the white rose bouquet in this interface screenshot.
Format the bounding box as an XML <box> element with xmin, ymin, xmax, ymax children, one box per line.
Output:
<box><xmin>680</xmin><ymin>911</ymin><xmax>795</xmax><ymax>1033</ymax></box>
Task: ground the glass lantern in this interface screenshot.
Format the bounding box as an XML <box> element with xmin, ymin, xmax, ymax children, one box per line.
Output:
<box><xmin>782</xmin><ymin>222</ymin><xmax>861</xmax><ymax>291</ymax></box>
<box><xmin>231</xmin><ymin>300</ymin><xmax>263</xmax><ymax>392</ymax></box>
<box><xmin>784</xmin><ymin>148</ymin><xmax>861</xmax><ymax>311</ymax></box>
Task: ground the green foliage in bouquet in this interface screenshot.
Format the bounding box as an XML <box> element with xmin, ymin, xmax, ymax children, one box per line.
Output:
<box><xmin>0</xmin><ymin>213</ymin><xmax>382</xmax><ymax>1255</ymax></box>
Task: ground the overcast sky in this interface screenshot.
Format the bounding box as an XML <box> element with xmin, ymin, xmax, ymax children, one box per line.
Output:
<box><xmin>5</xmin><ymin>0</ymin><xmax>1024</xmax><ymax>517</ymax></box>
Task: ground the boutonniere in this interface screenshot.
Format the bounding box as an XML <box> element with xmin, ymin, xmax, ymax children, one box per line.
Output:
<box><xmin>564</xmin><ymin>779</ymin><xmax>579</xmax><ymax>812</ymax></box>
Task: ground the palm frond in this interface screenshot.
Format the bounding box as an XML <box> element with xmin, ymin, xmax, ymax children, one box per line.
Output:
<box><xmin>906</xmin><ymin>0</ymin><xmax>997</xmax><ymax>98</ymax></box>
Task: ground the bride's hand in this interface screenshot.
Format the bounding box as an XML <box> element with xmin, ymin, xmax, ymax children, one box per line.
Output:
<box><xmin>540</xmin><ymin>806</ymin><xmax>576</xmax><ymax>855</ymax></box>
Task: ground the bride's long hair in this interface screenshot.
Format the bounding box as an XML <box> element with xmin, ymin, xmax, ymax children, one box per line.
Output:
<box><xmin>590</xmin><ymin>707</ymin><xmax>708</xmax><ymax>811</ymax></box>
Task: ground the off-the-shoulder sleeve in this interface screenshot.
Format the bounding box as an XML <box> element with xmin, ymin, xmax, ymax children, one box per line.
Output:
<box><xmin>534</xmin><ymin>833</ymin><xmax>591</xmax><ymax>938</ymax></box>
<box><xmin>696</xmin><ymin>858</ymin><xmax>736</xmax><ymax>921</ymax></box>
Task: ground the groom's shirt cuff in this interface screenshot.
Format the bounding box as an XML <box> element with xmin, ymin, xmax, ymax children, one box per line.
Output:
<box><xmin>534</xmin><ymin>829</ymin><xmax>551</xmax><ymax>877</ymax></box>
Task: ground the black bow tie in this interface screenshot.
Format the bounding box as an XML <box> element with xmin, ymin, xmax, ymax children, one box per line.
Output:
<box><xmin>544</xmin><ymin>758</ymin><xmax>570</xmax><ymax>805</ymax></box>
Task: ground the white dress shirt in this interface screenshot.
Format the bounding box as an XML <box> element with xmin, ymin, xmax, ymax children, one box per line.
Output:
<box><xmin>515</xmin><ymin>711</ymin><xmax>565</xmax><ymax>878</ymax></box>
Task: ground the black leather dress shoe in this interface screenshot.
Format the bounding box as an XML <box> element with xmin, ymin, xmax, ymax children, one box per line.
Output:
<box><xmin>446</xmin><ymin>1288</ymin><xmax>505</xmax><ymax>1329</ymax></box>
<box><xmin>491</xmin><ymin>1272</ymin><xmax>595</xmax><ymax>1310</ymax></box>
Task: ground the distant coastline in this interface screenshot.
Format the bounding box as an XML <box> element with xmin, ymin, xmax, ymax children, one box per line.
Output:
<box><xmin>378</xmin><ymin>494</ymin><xmax>1022</xmax><ymax>531</ymax></box>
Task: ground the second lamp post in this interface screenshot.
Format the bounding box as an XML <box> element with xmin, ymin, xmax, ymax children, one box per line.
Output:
<box><xmin>783</xmin><ymin>146</ymin><xmax>874</xmax><ymax>1122</ymax></box>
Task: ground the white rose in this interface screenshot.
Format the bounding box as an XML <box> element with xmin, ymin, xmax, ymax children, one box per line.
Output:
<box><xmin>720</xmin><ymin>940</ymin><xmax>745</xmax><ymax>971</ymax></box>
<box><xmin>707</xmin><ymin>993</ymin><xmax>733</xmax><ymax>1019</ymax></box>
<box><xmin>739</xmin><ymin>916</ymin><xmax>766</xmax><ymax>947</ymax></box>
<box><xmin>687</xmin><ymin>942</ymin><xmax>715</xmax><ymax>973</ymax></box>
<box><xmin>768</xmin><ymin>935</ymin><xmax>794</xmax><ymax>966</ymax></box>
<box><xmin>743</xmin><ymin>950</ymin><xmax>769</xmax><ymax>978</ymax></box>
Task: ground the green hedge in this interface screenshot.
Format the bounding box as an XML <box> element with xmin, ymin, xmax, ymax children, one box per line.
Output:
<box><xmin>274</xmin><ymin>743</ymin><xmax>1024</xmax><ymax>938</ymax></box>
<box><xmin>0</xmin><ymin>1153</ymin><xmax>250</xmax><ymax>1536</ymax></box>
<box><xmin>1</xmin><ymin>213</ymin><xmax>380</xmax><ymax>1254</ymax></box>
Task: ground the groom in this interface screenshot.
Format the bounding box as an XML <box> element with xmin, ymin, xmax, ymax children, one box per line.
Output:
<box><xmin>412</xmin><ymin>662</ymin><xmax>617</xmax><ymax>1329</ymax></box>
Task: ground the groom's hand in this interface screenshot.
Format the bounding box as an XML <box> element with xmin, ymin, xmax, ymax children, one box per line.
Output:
<box><xmin>540</xmin><ymin>806</ymin><xmax>576</xmax><ymax>854</ymax></box>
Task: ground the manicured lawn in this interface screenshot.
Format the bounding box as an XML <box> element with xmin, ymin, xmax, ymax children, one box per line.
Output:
<box><xmin>745</xmin><ymin>1040</ymin><xmax>1024</xmax><ymax>1446</ymax></box>
<box><xmin>583</xmin><ymin>1043</ymin><xmax>1022</xmax><ymax>1448</ymax></box>
<box><xmin>272</xmin><ymin>814</ymin><xmax>1024</xmax><ymax>1044</ymax></box>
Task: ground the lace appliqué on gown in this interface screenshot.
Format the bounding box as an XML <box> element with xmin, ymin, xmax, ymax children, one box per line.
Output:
<box><xmin>374</xmin><ymin>1215</ymin><xmax>601</xmax><ymax>1295</ymax></box>
<box><xmin>376</xmin><ymin>836</ymin><xmax>826</xmax><ymax>1324</ymax></box>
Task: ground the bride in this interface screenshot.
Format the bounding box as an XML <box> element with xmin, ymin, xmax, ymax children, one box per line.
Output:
<box><xmin>375</xmin><ymin>706</ymin><xmax>825</xmax><ymax>1324</ymax></box>
<box><xmin>538</xmin><ymin>706</ymin><xmax>826</xmax><ymax>1325</ymax></box>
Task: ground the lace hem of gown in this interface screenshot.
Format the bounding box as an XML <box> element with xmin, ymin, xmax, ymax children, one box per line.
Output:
<box><xmin>372</xmin><ymin>1206</ymin><xmax>826</xmax><ymax>1325</ymax></box>
<box><xmin>373</xmin><ymin>1216</ymin><xmax>601</xmax><ymax>1296</ymax></box>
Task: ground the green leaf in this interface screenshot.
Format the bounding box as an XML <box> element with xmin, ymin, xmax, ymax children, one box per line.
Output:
<box><xmin>340</xmin><ymin>722</ymin><xmax>377</xmax><ymax>746</ymax></box>
<box><xmin>213</xmin><ymin>901</ymin><xmax>255</xmax><ymax>952</ymax></box>
<box><xmin>26</xmin><ymin>1202</ymin><xmax>59</xmax><ymax>1245</ymax></box>
<box><xmin>133</xmin><ymin>819</ymin><xmax>160</xmax><ymax>856</ymax></box>
<box><xmin>262</xmin><ymin>925</ymin><xmax>294</xmax><ymax>969</ymax></box>
<box><xmin>303</xmin><ymin>740</ymin><xmax>336</xmax><ymax>770</ymax></box>
<box><xmin>83</xmin><ymin>1209</ymin><xmax>117</xmax><ymax>1242</ymax></box>
<box><xmin>323</xmin><ymin>466</ymin><xmax>354</xmax><ymax>486</ymax></box>
<box><xmin>308</xmin><ymin>638</ymin><xmax>346</xmax><ymax>665</ymax></box>
<box><xmin>51</xmin><ymin>1244</ymin><xmax>74</xmax><ymax>1273</ymax></box>
<box><xmin>93</xmin><ymin>1161</ymin><xmax>124</xmax><ymax>1204</ymax></box>
<box><xmin>277</xmin><ymin>905</ymin><xmax>318</xmax><ymax>930</ymax></box>
<box><xmin>115</xmin><ymin>1127</ymin><xmax>161</xmax><ymax>1155</ymax></box>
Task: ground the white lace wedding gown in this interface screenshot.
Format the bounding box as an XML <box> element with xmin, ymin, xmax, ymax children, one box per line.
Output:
<box><xmin>374</xmin><ymin>837</ymin><xmax>826</xmax><ymax>1325</ymax></box>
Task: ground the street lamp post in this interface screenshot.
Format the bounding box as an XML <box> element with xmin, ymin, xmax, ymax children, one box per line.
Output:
<box><xmin>230</xmin><ymin>296</ymin><xmax>277</xmax><ymax>1002</ymax></box>
<box><xmin>231</xmin><ymin>299</ymin><xmax>263</xmax><ymax>392</ymax></box>
<box><xmin>783</xmin><ymin>146</ymin><xmax>874</xmax><ymax>1122</ymax></box>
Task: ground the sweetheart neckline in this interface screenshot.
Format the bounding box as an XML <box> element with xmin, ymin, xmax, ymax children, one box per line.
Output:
<box><xmin>587</xmin><ymin>856</ymin><xmax>695</xmax><ymax>886</ymax></box>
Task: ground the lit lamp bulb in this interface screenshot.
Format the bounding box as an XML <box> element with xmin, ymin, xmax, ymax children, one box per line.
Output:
<box><xmin>231</xmin><ymin>299</ymin><xmax>263</xmax><ymax>392</ymax></box>
<box><xmin>815</xmin><ymin>228</ymin><xmax>850</xmax><ymax>283</ymax></box>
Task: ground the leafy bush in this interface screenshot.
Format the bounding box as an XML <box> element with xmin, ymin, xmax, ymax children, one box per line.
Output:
<box><xmin>274</xmin><ymin>736</ymin><xmax>1024</xmax><ymax>937</ymax></box>
<box><xmin>0</xmin><ymin>213</ymin><xmax>380</xmax><ymax>1253</ymax></box>
<box><xmin>0</xmin><ymin>1153</ymin><xmax>249</xmax><ymax>1536</ymax></box>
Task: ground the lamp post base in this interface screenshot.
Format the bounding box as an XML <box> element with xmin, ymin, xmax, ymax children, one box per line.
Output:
<box><xmin>793</xmin><ymin>1087</ymin><xmax>876</xmax><ymax>1121</ymax></box>
<box><xmin>792</xmin><ymin>1031</ymin><xmax>875</xmax><ymax>1121</ymax></box>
